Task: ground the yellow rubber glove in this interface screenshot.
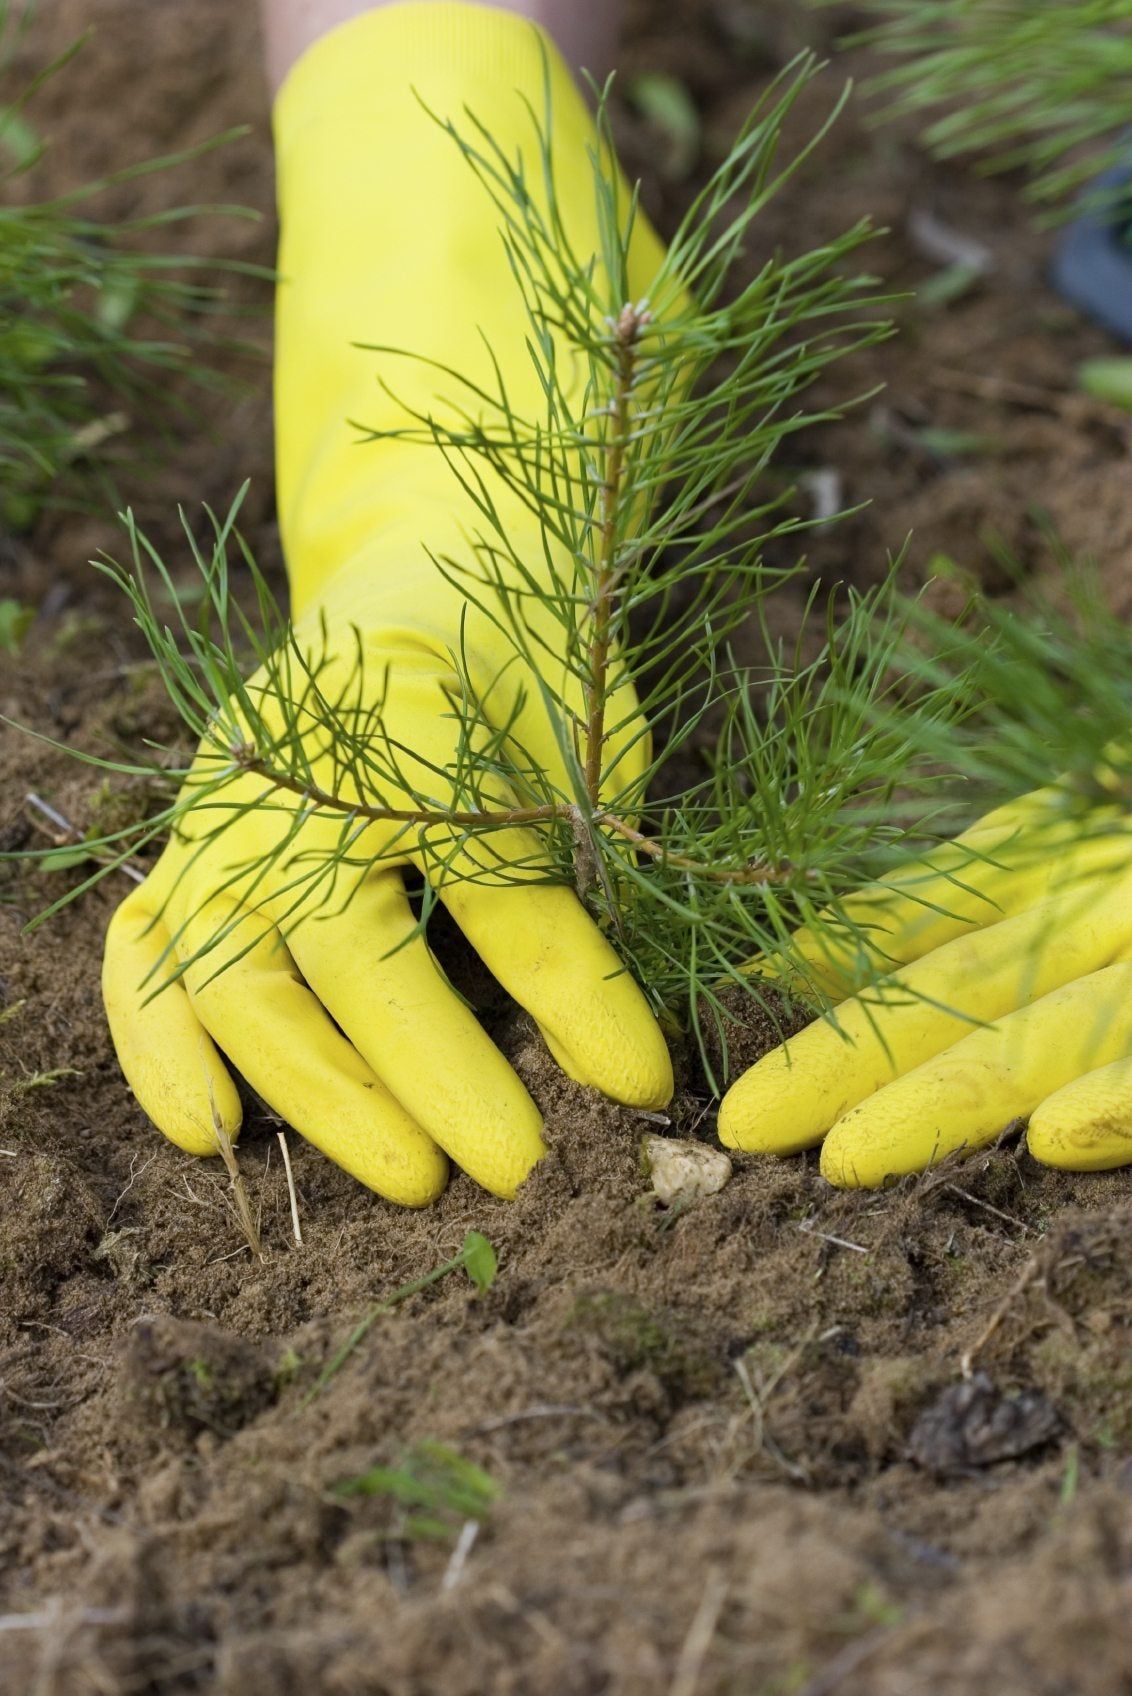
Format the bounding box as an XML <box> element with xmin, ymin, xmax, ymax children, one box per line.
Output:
<box><xmin>718</xmin><ymin>785</ymin><xmax>1132</xmax><ymax>1185</ymax></box>
<box><xmin>101</xmin><ymin>3</ymin><xmax>672</xmax><ymax>1206</ymax></box>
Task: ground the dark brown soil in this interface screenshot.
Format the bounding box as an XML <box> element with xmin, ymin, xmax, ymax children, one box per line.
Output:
<box><xmin>2</xmin><ymin>4</ymin><xmax>1131</xmax><ymax>1693</ymax></box>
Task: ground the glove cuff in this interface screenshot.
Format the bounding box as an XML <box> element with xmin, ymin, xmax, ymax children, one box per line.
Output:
<box><xmin>275</xmin><ymin>2</ymin><xmax>566</xmax><ymax>136</ymax></box>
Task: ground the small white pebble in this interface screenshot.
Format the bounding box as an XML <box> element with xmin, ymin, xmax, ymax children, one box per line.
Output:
<box><xmin>641</xmin><ymin>1134</ymin><xmax>732</xmax><ymax>1207</ymax></box>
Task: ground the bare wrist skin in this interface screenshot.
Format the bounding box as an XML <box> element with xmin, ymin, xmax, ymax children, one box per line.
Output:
<box><xmin>260</xmin><ymin>0</ymin><xmax>623</xmax><ymax>93</ymax></box>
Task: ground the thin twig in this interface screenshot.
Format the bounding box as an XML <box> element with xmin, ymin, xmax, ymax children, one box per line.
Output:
<box><xmin>235</xmin><ymin>752</ymin><xmax>800</xmax><ymax>888</ymax></box>
<box><xmin>441</xmin><ymin>1520</ymin><xmax>480</xmax><ymax>1592</ymax></box>
<box><xmin>107</xmin><ymin>1151</ymin><xmax>157</xmax><ymax>1225</ymax></box>
<box><xmin>795</xmin><ymin>1624</ymin><xmax>896</xmax><ymax>1696</ymax></box>
<box><xmin>734</xmin><ymin>1336</ymin><xmax>813</xmax><ymax>1484</ymax></box>
<box><xmin>929</xmin><ymin>366</ymin><xmax>1118</xmax><ymax>422</ymax></box>
<box><xmin>463</xmin><ymin>1402</ymin><xmax>597</xmax><ymax>1436</ymax></box>
<box><xmin>276</xmin><ymin>1131</ymin><xmax>303</xmax><ymax>1247</ymax></box>
<box><xmin>669</xmin><ymin>1568</ymin><xmax>728</xmax><ymax>1696</ymax></box>
<box><xmin>233</xmin><ymin>751</ymin><xmax>558</xmax><ymax>832</ymax></box>
<box><xmin>942</xmin><ymin>1183</ymin><xmax>1030</xmax><ymax>1233</ymax></box>
<box><xmin>960</xmin><ymin>1250</ymin><xmax>1042</xmax><ymax>1378</ymax></box>
<box><xmin>600</xmin><ymin>813</ymin><xmax>806</xmax><ymax>885</ymax></box>
<box><xmin>25</xmin><ymin>792</ymin><xmax>146</xmax><ymax>884</ymax></box>
<box><xmin>797</xmin><ymin>1217</ymin><xmax>869</xmax><ymax>1254</ymax></box>
<box><xmin>213</xmin><ymin>1123</ymin><xmax>263</xmax><ymax>1260</ymax></box>
<box><xmin>0</xmin><ymin>1607</ymin><xmax>129</xmax><ymax>1633</ymax></box>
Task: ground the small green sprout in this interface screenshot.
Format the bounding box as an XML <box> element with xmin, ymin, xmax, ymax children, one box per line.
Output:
<box><xmin>333</xmin><ymin>1440</ymin><xmax>501</xmax><ymax>1543</ymax></box>
<box><xmin>0</xmin><ymin>597</ymin><xmax>33</xmax><ymax>654</ymax></box>
<box><xmin>304</xmin><ymin>1230</ymin><xmax>498</xmax><ymax>1403</ymax></box>
<box><xmin>1079</xmin><ymin>358</ymin><xmax>1132</xmax><ymax>413</ymax></box>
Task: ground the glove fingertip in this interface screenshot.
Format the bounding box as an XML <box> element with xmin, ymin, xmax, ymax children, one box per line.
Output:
<box><xmin>349</xmin><ymin>1139</ymin><xmax>451</xmax><ymax>1209</ymax></box>
<box><xmin>715</xmin><ymin>1087</ymin><xmax>749</xmax><ymax>1151</ymax></box>
<box><xmin>817</xmin><ymin>1131</ymin><xmax>866</xmax><ymax>1189</ymax></box>
<box><xmin>1027</xmin><ymin>1069</ymin><xmax>1132</xmax><ymax>1173</ymax></box>
<box><xmin>819</xmin><ymin>1096</ymin><xmax>949</xmax><ymax>1190</ymax></box>
<box><xmin>137</xmin><ymin>1057</ymin><xmax>244</xmax><ymax>1158</ymax></box>
<box><xmin>483</xmin><ymin>1133</ymin><xmax>548</xmax><ymax>1201</ymax></box>
<box><xmin>102</xmin><ymin>887</ymin><xmax>245</xmax><ymax>1158</ymax></box>
<box><xmin>544</xmin><ymin>1015</ymin><xmax>673</xmax><ymax>1112</ymax></box>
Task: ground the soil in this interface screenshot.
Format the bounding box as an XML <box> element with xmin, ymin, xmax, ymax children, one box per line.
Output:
<box><xmin>3</xmin><ymin>3</ymin><xmax>1132</xmax><ymax>1693</ymax></box>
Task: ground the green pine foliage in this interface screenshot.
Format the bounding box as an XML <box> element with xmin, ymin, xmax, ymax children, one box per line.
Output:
<box><xmin>0</xmin><ymin>2</ymin><xmax>260</xmax><ymax>528</ymax></box>
<box><xmin>833</xmin><ymin>0</ymin><xmax>1132</xmax><ymax>216</ymax></box>
<box><xmin>9</xmin><ymin>51</ymin><xmax>1132</xmax><ymax>1064</ymax></box>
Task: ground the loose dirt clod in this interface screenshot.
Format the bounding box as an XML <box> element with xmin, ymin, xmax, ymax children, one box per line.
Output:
<box><xmin>120</xmin><ymin>1314</ymin><xmax>279</xmax><ymax>1441</ymax></box>
<box><xmin>907</xmin><ymin>1370</ymin><xmax>1063</xmax><ymax>1476</ymax></box>
<box><xmin>641</xmin><ymin>1133</ymin><xmax>732</xmax><ymax>1205</ymax></box>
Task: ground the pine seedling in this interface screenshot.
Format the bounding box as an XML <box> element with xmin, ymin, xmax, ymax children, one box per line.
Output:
<box><xmin>4</xmin><ymin>57</ymin><xmax>967</xmax><ymax>1041</ymax></box>
<box><xmin>878</xmin><ymin>555</ymin><xmax>1132</xmax><ymax>816</ymax></box>
<box><xmin>829</xmin><ymin>0</ymin><xmax>1132</xmax><ymax>217</ymax></box>
<box><xmin>0</xmin><ymin>1</ymin><xmax>262</xmax><ymax>527</ymax></box>
<box><xmin>10</xmin><ymin>52</ymin><xmax>1115</xmax><ymax>1077</ymax></box>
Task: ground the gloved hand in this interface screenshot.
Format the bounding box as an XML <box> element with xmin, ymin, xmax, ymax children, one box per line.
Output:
<box><xmin>101</xmin><ymin>5</ymin><xmax>672</xmax><ymax>1205</ymax></box>
<box><xmin>719</xmin><ymin>784</ymin><xmax>1132</xmax><ymax>1185</ymax></box>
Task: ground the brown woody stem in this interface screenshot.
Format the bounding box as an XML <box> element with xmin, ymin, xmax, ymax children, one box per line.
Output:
<box><xmin>229</xmin><ymin>748</ymin><xmax>795</xmax><ymax>887</ymax></box>
<box><xmin>583</xmin><ymin>302</ymin><xmax>646</xmax><ymax>810</ymax></box>
<box><xmin>230</xmin><ymin>749</ymin><xmax>558</xmax><ymax>832</ymax></box>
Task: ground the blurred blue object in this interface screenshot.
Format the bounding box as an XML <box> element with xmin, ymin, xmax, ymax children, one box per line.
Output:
<box><xmin>1051</xmin><ymin>159</ymin><xmax>1132</xmax><ymax>342</ymax></box>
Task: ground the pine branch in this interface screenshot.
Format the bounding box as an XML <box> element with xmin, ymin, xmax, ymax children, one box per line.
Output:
<box><xmin>832</xmin><ymin>0</ymin><xmax>1132</xmax><ymax>216</ymax></box>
